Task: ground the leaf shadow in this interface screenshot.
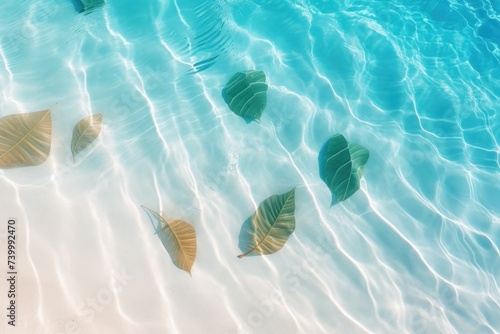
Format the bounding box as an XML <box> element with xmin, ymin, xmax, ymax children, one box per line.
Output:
<box><xmin>318</xmin><ymin>139</ymin><xmax>339</xmax><ymax>206</ymax></box>
<box><xmin>72</xmin><ymin>0</ymin><xmax>106</xmax><ymax>14</ymax></box>
<box><xmin>237</xmin><ymin>215</ymin><xmax>258</xmax><ymax>257</ymax></box>
<box><xmin>69</xmin><ymin>0</ymin><xmax>85</xmax><ymax>12</ymax></box>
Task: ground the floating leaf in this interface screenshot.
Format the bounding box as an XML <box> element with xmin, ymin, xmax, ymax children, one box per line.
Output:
<box><xmin>142</xmin><ymin>206</ymin><xmax>197</xmax><ymax>275</ymax></box>
<box><xmin>222</xmin><ymin>70</ymin><xmax>268</xmax><ymax>122</ymax></box>
<box><xmin>319</xmin><ymin>134</ymin><xmax>369</xmax><ymax>204</ymax></box>
<box><xmin>80</xmin><ymin>0</ymin><xmax>105</xmax><ymax>12</ymax></box>
<box><xmin>71</xmin><ymin>114</ymin><xmax>103</xmax><ymax>160</ymax></box>
<box><xmin>0</xmin><ymin>108</ymin><xmax>52</xmax><ymax>169</ymax></box>
<box><xmin>238</xmin><ymin>188</ymin><xmax>296</xmax><ymax>258</ymax></box>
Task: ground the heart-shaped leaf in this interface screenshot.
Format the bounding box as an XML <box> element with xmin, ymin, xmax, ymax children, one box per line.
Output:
<box><xmin>142</xmin><ymin>206</ymin><xmax>197</xmax><ymax>275</ymax></box>
<box><xmin>222</xmin><ymin>70</ymin><xmax>268</xmax><ymax>122</ymax></box>
<box><xmin>319</xmin><ymin>134</ymin><xmax>369</xmax><ymax>204</ymax></box>
<box><xmin>238</xmin><ymin>188</ymin><xmax>296</xmax><ymax>258</ymax></box>
<box><xmin>0</xmin><ymin>108</ymin><xmax>53</xmax><ymax>169</ymax></box>
<box><xmin>71</xmin><ymin>114</ymin><xmax>103</xmax><ymax>160</ymax></box>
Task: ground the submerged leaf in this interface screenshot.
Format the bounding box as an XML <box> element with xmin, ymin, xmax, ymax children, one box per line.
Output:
<box><xmin>80</xmin><ymin>0</ymin><xmax>105</xmax><ymax>12</ymax></box>
<box><xmin>71</xmin><ymin>114</ymin><xmax>103</xmax><ymax>160</ymax></box>
<box><xmin>142</xmin><ymin>206</ymin><xmax>197</xmax><ymax>275</ymax></box>
<box><xmin>238</xmin><ymin>188</ymin><xmax>296</xmax><ymax>258</ymax></box>
<box><xmin>0</xmin><ymin>108</ymin><xmax>52</xmax><ymax>169</ymax></box>
<box><xmin>319</xmin><ymin>134</ymin><xmax>369</xmax><ymax>204</ymax></box>
<box><xmin>222</xmin><ymin>70</ymin><xmax>268</xmax><ymax>122</ymax></box>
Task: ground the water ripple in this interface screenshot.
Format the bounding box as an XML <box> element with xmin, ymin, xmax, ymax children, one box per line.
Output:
<box><xmin>0</xmin><ymin>0</ymin><xmax>499</xmax><ymax>333</ymax></box>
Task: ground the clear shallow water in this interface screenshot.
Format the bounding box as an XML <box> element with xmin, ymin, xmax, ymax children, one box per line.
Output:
<box><xmin>0</xmin><ymin>0</ymin><xmax>499</xmax><ymax>333</ymax></box>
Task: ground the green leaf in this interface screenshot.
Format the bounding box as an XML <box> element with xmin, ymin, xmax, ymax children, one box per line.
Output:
<box><xmin>222</xmin><ymin>70</ymin><xmax>268</xmax><ymax>122</ymax></box>
<box><xmin>0</xmin><ymin>108</ymin><xmax>53</xmax><ymax>169</ymax></box>
<box><xmin>71</xmin><ymin>114</ymin><xmax>103</xmax><ymax>161</ymax></box>
<box><xmin>238</xmin><ymin>188</ymin><xmax>296</xmax><ymax>258</ymax></box>
<box><xmin>142</xmin><ymin>206</ymin><xmax>197</xmax><ymax>275</ymax></box>
<box><xmin>81</xmin><ymin>0</ymin><xmax>105</xmax><ymax>12</ymax></box>
<box><xmin>319</xmin><ymin>134</ymin><xmax>369</xmax><ymax>204</ymax></box>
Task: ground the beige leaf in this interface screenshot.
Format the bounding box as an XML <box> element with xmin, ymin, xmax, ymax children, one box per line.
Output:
<box><xmin>0</xmin><ymin>108</ymin><xmax>52</xmax><ymax>169</ymax></box>
<box><xmin>238</xmin><ymin>188</ymin><xmax>296</xmax><ymax>258</ymax></box>
<box><xmin>142</xmin><ymin>206</ymin><xmax>197</xmax><ymax>275</ymax></box>
<box><xmin>71</xmin><ymin>114</ymin><xmax>103</xmax><ymax>160</ymax></box>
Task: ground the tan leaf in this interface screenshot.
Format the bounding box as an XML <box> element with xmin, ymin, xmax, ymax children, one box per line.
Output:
<box><xmin>0</xmin><ymin>108</ymin><xmax>52</xmax><ymax>169</ymax></box>
<box><xmin>238</xmin><ymin>188</ymin><xmax>296</xmax><ymax>258</ymax></box>
<box><xmin>71</xmin><ymin>114</ymin><xmax>103</xmax><ymax>160</ymax></box>
<box><xmin>142</xmin><ymin>206</ymin><xmax>197</xmax><ymax>275</ymax></box>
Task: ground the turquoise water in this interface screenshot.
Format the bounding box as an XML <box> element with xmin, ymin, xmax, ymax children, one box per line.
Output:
<box><xmin>0</xmin><ymin>0</ymin><xmax>499</xmax><ymax>333</ymax></box>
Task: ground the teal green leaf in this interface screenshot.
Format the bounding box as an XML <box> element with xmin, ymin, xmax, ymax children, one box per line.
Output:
<box><xmin>142</xmin><ymin>206</ymin><xmax>197</xmax><ymax>275</ymax></box>
<box><xmin>319</xmin><ymin>134</ymin><xmax>369</xmax><ymax>204</ymax></box>
<box><xmin>0</xmin><ymin>108</ymin><xmax>52</xmax><ymax>169</ymax></box>
<box><xmin>71</xmin><ymin>114</ymin><xmax>103</xmax><ymax>161</ymax></box>
<box><xmin>222</xmin><ymin>70</ymin><xmax>268</xmax><ymax>122</ymax></box>
<box><xmin>81</xmin><ymin>0</ymin><xmax>105</xmax><ymax>12</ymax></box>
<box><xmin>238</xmin><ymin>188</ymin><xmax>296</xmax><ymax>258</ymax></box>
